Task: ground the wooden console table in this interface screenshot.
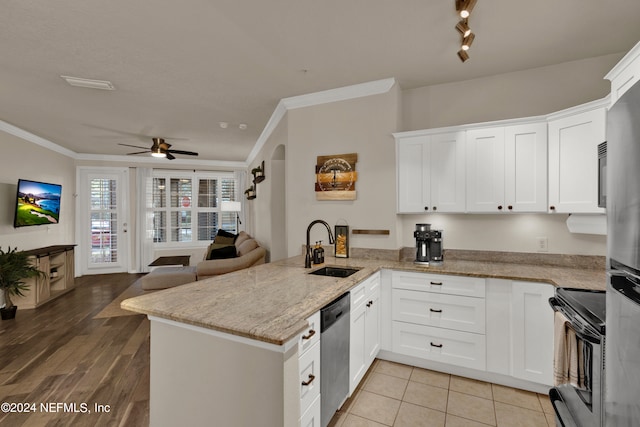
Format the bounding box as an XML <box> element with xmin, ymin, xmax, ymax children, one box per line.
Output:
<box><xmin>13</xmin><ymin>245</ymin><xmax>76</xmax><ymax>309</ymax></box>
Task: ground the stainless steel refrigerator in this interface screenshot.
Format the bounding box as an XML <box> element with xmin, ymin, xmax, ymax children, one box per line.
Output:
<box><xmin>605</xmin><ymin>78</ymin><xmax>640</xmax><ymax>426</ymax></box>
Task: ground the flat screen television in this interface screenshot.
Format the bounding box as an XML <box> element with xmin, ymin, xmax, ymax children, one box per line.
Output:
<box><xmin>14</xmin><ymin>179</ymin><xmax>62</xmax><ymax>228</ymax></box>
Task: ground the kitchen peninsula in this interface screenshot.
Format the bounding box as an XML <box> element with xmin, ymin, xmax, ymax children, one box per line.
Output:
<box><xmin>122</xmin><ymin>252</ymin><xmax>605</xmax><ymax>427</ymax></box>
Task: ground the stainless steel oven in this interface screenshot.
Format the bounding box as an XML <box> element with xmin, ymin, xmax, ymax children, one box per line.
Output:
<box><xmin>549</xmin><ymin>288</ymin><xmax>606</xmax><ymax>427</ymax></box>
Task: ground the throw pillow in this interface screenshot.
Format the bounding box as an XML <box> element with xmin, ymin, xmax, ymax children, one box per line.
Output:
<box><xmin>207</xmin><ymin>245</ymin><xmax>237</xmax><ymax>260</ymax></box>
<box><xmin>214</xmin><ymin>229</ymin><xmax>237</xmax><ymax>245</ymax></box>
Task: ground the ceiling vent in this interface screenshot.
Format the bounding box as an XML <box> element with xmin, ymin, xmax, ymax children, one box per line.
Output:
<box><xmin>60</xmin><ymin>75</ymin><xmax>115</xmax><ymax>90</ymax></box>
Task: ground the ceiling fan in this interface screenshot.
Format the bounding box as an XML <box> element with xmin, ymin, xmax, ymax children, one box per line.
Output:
<box><xmin>118</xmin><ymin>137</ymin><xmax>198</xmax><ymax>160</ymax></box>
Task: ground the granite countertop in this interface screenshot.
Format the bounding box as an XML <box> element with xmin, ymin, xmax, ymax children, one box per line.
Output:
<box><xmin>121</xmin><ymin>254</ymin><xmax>606</xmax><ymax>346</ymax></box>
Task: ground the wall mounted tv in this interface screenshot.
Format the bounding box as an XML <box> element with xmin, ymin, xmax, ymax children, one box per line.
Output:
<box><xmin>14</xmin><ymin>179</ymin><xmax>62</xmax><ymax>228</ymax></box>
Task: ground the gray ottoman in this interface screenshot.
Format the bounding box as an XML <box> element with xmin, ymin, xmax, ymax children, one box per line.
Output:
<box><xmin>141</xmin><ymin>266</ymin><xmax>197</xmax><ymax>290</ymax></box>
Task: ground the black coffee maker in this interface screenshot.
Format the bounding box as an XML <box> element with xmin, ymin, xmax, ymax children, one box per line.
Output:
<box><xmin>414</xmin><ymin>223</ymin><xmax>444</xmax><ymax>265</ymax></box>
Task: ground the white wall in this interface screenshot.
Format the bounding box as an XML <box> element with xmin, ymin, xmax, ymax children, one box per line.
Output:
<box><xmin>400</xmin><ymin>214</ymin><xmax>606</xmax><ymax>256</ymax></box>
<box><xmin>402</xmin><ymin>53</ymin><xmax>621</xmax><ymax>131</ymax></box>
<box><xmin>0</xmin><ymin>130</ymin><xmax>76</xmax><ymax>251</ymax></box>
<box><xmin>285</xmin><ymin>84</ymin><xmax>403</xmax><ymax>256</ymax></box>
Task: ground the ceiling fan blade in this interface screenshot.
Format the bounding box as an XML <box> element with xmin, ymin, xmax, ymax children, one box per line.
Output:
<box><xmin>167</xmin><ymin>149</ymin><xmax>199</xmax><ymax>156</ymax></box>
<box><xmin>119</xmin><ymin>143</ymin><xmax>150</xmax><ymax>150</ymax></box>
<box><xmin>166</xmin><ymin>153</ymin><xmax>176</xmax><ymax>160</ymax></box>
<box><xmin>127</xmin><ymin>151</ymin><xmax>150</xmax><ymax>155</ymax></box>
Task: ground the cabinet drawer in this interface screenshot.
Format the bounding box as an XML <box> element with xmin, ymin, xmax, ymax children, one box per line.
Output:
<box><xmin>392</xmin><ymin>289</ymin><xmax>486</xmax><ymax>334</ymax></box>
<box><xmin>299</xmin><ymin>340</ymin><xmax>320</xmax><ymax>417</ymax></box>
<box><xmin>298</xmin><ymin>311</ymin><xmax>320</xmax><ymax>355</ymax></box>
<box><xmin>392</xmin><ymin>271</ymin><xmax>485</xmax><ymax>298</ymax></box>
<box><xmin>299</xmin><ymin>393</ymin><xmax>321</xmax><ymax>427</ymax></box>
<box><xmin>392</xmin><ymin>322</ymin><xmax>486</xmax><ymax>370</ymax></box>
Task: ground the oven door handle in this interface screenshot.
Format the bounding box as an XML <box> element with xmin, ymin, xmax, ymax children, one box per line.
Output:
<box><xmin>548</xmin><ymin>297</ymin><xmax>602</xmax><ymax>345</ymax></box>
<box><xmin>549</xmin><ymin>388</ymin><xmax>579</xmax><ymax>427</ymax></box>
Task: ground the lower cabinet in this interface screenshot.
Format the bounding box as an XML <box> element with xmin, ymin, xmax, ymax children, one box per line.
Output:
<box><xmin>387</xmin><ymin>271</ymin><xmax>555</xmax><ymax>392</ymax></box>
<box><xmin>298</xmin><ymin>311</ymin><xmax>321</xmax><ymax>425</ymax></box>
<box><xmin>486</xmin><ymin>279</ymin><xmax>555</xmax><ymax>387</ymax></box>
<box><xmin>349</xmin><ymin>271</ymin><xmax>381</xmax><ymax>395</ymax></box>
<box><xmin>510</xmin><ymin>281</ymin><xmax>554</xmax><ymax>384</ymax></box>
<box><xmin>391</xmin><ymin>271</ymin><xmax>487</xmax><ymax>371</ymax></box>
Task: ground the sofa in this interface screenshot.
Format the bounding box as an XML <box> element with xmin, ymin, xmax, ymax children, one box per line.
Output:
<box><xmin>140</xmin><ymin>231</ymin><xmax>266</xmax><ymax>290</ymax></box>
<box><xmin>196</xmin><ymin>231</ymin><xmax>266</xmax><ymax>279</ymax></box>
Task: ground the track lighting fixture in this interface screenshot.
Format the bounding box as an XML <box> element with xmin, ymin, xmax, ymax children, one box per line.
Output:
<box><xmin>457</xmin><ymin>49</ymin><xmax>469</xmax><ymax>62</ymax></box>
<box><xmin>456</xmin><ymin>20</ymin><xmax>471</xmax><ymax>38</ymax></box>
<box><xmin>461</xmin><ymin>33</ymin><xmax>475</xmax><ymax>51</ymax></box>
<box><xmin>454</xmin><ymin>0</ymin><xmax>478</xmax><ymax>62</ymax></box>
<box><xmin>456</xmin><ymin>0</ymin><xmax>477</xmax><ymax>18</ymax></box>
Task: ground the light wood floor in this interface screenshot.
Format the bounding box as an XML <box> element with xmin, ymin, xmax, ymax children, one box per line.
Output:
<box><xmin>0</xmin><ymin>273</ymin><xmax>149</xmax><ymax>427</ymax></box>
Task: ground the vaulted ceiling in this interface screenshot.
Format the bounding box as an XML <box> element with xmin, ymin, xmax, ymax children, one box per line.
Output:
<box><xmin>2</xmin><ymin>1</ymin><xmax>640</xmax><ymax>163</ymax></box>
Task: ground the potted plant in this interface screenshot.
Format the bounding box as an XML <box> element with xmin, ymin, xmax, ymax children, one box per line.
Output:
<box><xmin>0</xmin><ymin>247</ymin><xmax>43</xmax><ymax>320</ymax></box>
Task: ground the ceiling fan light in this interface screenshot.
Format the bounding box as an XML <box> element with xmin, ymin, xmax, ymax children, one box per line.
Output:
<box><xmin>457</xmin><ymin>49</ymin><xmax>470</xmax><ymax>62</ymax></box>
<box><xmin>462</xmin><ymin>33</ymin><xmax>475</xmax><ymax>50</ymax></box>
<box><xmin>151</xmin><ymin>151</ymin><xmax>166</xmax><ymax>158</ymax></box>
<box><xmin>456</xmin><ymin>20</ymin><xmax>471</xmax><ymax>38</ymax></box>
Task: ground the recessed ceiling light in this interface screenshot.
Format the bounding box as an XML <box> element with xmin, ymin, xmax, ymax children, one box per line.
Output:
<box><xmin>219</xmin><ymin>122</ymin><xmax>228</xmax><ymax>129</ymax></box>
<box><xmin>239</xmin><ymin>123</ymin><xmax>248</xmax><ymax>130</ymax></box>
<box><xmin>60</xmin><ymin>75</ymin><xmax>115</xmax><ymax>90</ymax></box>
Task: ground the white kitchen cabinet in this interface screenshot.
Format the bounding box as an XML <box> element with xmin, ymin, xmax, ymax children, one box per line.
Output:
<box><xmin>548</xmin><ymin>106</ymin><xmax>606</xmax><ymax>213</ymax></box>
<box><xmin>511</xmin><ymin>281</ymin><xmax>554</xmax><ymax>385</ymax></box>
<box><xmin>465</xmin><ymin>127</ymin><xmax>505</xmax><ymax>212</ymax></box>
<box><xmin>605</xmin><ymin>40</ymin><xmax>640</xmax><ymax>106</ymax></box>
<box><xmin>390</xmin><ymin>271</ymin><xmax>486</xmax><ymax>371</ymax></box>
<box><xmin>395</xmin><ymin>131</ymin><xmax>466</xmax><ymax>213</ymax></box>
<box><xmin>298</xmin><ymin>311</ymin><xmax>321</xmax><ymax>424</ymax></box>
<box><xmin>466</xmin><ymin>122</ymin><xmax>547</xmax><ymax>213</ymax></box>
<box><xmin>349</xmin><ymin>272</ymin><xmax>381</xmax><ymax>394</ymax></box>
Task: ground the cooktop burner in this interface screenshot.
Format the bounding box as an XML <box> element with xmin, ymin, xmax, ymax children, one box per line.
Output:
<box><xmin>555</xmin><ymin>287</ymin><xmax>606</xmax><ymax>334</ymax></box>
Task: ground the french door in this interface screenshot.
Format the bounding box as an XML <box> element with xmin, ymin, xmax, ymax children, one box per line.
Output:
<box><xmin>77</xmin><ymin>167</ymin><xmax>130</xmax><ymax>275</ymax></box>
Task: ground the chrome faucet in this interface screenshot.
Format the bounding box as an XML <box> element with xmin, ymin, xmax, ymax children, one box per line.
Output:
<box><xmin>305</xmin><ymin>220</ymin><xmax>335</xmax><ymax>268</ymax></box>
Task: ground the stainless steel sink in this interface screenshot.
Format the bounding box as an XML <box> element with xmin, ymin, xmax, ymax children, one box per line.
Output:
<box><xmin>309</xmin><ymin>266</ymin><xmax>361</xmax><ymax>278</ymax></box>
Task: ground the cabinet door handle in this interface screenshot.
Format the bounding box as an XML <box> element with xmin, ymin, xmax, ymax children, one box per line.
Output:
<box><xmin>429</xmin><ymin>308</ymin><xmax>442</xmax><ymax>313</ymax></box>
<box><xmin>498</xmin><ymin>205</ymin><xmax>503</xmax><ymax>210</ymax></box>
<box><xmin>550</xmin><ymin>206</ymin><xmax>556</xmax><ymax>211</ymax></box>
<box><xmin>424</xmin><ymin>206</ymin><xmax>429</xmax><ymax>211</ymax></box>
<box><xmin>430</xmin><ymin>342</ymin><xmax>443</xmax><ymax>348</ymax></box>
<box><xmin>432</xmin><ymin>206</ymin><xmax>437</xmax><ymax>211</ymax></box>
<box><xmin>301</xmin><ymin>374</ymin><xmax>316</xmax><ymax>386</ymax></box>
<box><xmin>302</xmin><ymin>330</ymin><xmax>316</xmax><ymax>340</ymax></box>
<box><xmin>508</xmin><ymin>205</ymin><xmax>513</xmax><ymax>210</ymax></box>
<box><xmin>429</xmin><ymin>281</ymin><xmax>443</xmax><ymax>286</ymax></box>
<box><xmin>366</xmin><ymin>300</ymin><xmax>373</xmax><ymax>307</ymax></box>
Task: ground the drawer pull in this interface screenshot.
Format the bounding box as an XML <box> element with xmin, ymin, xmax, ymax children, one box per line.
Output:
<box><xmin>302</xmin><ymin>330</ymin><xmax>316</xmax><ymax>340</ymax></box>
<box><xmin>366</xmin><ymin>300</ymin><xmax>374</xmax><ymax>307</ymax></box>
<box><xmin>429</xmin><ymin>308</ymin><xmax>442</xmax><ymax>313</ymax></box>
<box><xmin>430</xmin><ymin>342</ymin><xmax>443</xmax><ymax>348</ymax></box>
<box><xmin>429</xmin><ymin>281</ymin><xmax>443</xmax><ymax>286</ymax></box>
<box><xmin>301</xmin><ymin>374</ymin><xmax>316</xmax><ymax>386</ymax></box>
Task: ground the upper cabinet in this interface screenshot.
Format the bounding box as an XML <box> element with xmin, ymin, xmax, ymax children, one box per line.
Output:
<box><xmin>396</xmin><ymin>131</ymin><xmax>466</xmax><ymax>213</ymax></box>
<box><xmin>605</xmin><ymin>40</ymin><xmax>640</xmax><ymax>106</ymax></box>
<box><xmin>465</xmin><ymin>122</ymin><xmax>547</xmax><ymax>213</ymax></box>
<box><xmin>548</xmin><ymin>105</ymin><xmax>607</xmax><ymax>214</ymax></box>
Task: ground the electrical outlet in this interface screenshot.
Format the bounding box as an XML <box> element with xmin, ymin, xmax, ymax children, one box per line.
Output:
<box><xmin>536</xmin><ymin>237</ymin><xmax>548</xmax><ymax>252</ymax></box>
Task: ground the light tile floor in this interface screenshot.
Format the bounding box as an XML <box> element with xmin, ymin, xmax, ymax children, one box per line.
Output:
<box><xmin>329</xmin><ymin>360</ymin><xmax>556</xmax><ymax>427</ymax></box>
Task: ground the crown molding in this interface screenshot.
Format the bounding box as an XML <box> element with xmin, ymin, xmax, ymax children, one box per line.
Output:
<box><xmin>0</xmin><ymin>119</ymin><xmax>77</xmax><ymax>158</ymax></box>
<box><xmin>246</xmin><ymin>77</ymin><xmax>397</xmax><ymax>165</ymax></box>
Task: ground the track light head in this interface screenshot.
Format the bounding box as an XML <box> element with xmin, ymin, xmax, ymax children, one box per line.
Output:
<box><xmin>457</xmin><ymin>49</ymin><xmax>470</xmax><ymax>62</ymax></box>
<box><xmin>457</xmin><ymin>0</ymin><xmax>477</xmax><ymax>18</ymax></box>
<box><xmin>461</xmin><ymin>33</ymin><xmax>475</xmax><ymax>51</ymax></box>
<box><xmin>455</xmin><ymin>20</ymin><xmax>471</xmax><ymax>37</ymax></box>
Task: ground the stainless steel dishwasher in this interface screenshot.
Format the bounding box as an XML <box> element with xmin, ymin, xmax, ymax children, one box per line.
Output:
<box><xmin>320</xmin><ymin>292</ymin><xmax>350</xmax><ymax>427</ymax></box>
